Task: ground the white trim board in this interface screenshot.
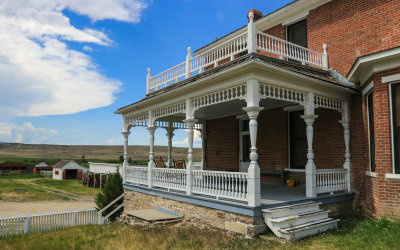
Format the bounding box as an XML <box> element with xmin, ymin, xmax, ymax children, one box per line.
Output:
<box><xmin>382</xmin><ymin>73</ymin><xmax>400</xmax><ymax>83</ymax></box>
<box><xmin>362</xmin><ymin>81</ymin><xmax>374</xmax><ymax>96</ymax></box>
<box><xmin>386</xmin><ymin>173</ymin><xmax>400</xmax><ymax>180</ymax></box>
<box><xmin>366</xmin><ymin>171</ymin><xmax>377</xmax><ymax>178</ymax></box>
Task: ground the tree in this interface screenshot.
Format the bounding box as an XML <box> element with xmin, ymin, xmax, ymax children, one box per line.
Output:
<box><xmin>95</xmin><ymin>169</ymin><xmax>123</xmax><ymax>222</ymax></box>
<box><xmin>128</xmin><ymin>157</ymin><xmax>132</xmax><ymax>164</ymax></box>
<box><xmin>119</xmin><ymin>155</ymin><xmax>124</xmax><ymax>163</ymax></box>
<box><xmin>81</xmin><ymin>155</ymin><xmax>87</xmax><ymax>163</ymax></box>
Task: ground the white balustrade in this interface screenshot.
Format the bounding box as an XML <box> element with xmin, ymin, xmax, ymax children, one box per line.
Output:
<box><xmin>125</xmin><ymin>166</ymin><xmax>148</xmax><ymax>186</ymax></box>
<box><xmin>153</xmin><ymin>168</ymin><xmax>186</xmax><ymax>191</ymax></box>
<box><xmin>316</xmin><ymin>169</ymin><xmax>348</xmax><ymax>194</ymax></box>
<box><xmin>148</xmin><ymin>61</ymin><xmax>187</xmax><ymax>92</ymax></box>
<box><xmin>192</xmin><ymin>170</ymin><xmax>248</xmax><ymax>201</ymax></box>
<box><xmin>256</xmin><ymin>31</ymin><xmax>326</xmax><ymax>68</ymax></box>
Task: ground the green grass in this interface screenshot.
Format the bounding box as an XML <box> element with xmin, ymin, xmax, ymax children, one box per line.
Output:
<box><xmin>0</xmin><ymin>177</ymin><xmax>59</xmax><ymax>201</ymax></box>
<box><xmin>32</xmin><ymin>178</ymin><xmax>99</xmax><ymax>196</ymax></box>
<box><xmin>0</xmin><ymin>215</ymin><xmax>399</xmax><ymax>249</ymax></box>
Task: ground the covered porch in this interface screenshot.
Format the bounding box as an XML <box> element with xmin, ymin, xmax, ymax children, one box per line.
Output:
<box><xmin>120</xmin><ymin>70</ymin><xmax>354</xmax><ymax>208</ymax></box>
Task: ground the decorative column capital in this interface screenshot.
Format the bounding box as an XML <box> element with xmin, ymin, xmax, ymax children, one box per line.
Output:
<box><xmin>243</xmin><ymin>106</ymin><xmax>264</xmax><ymax>119</ymax></box>
<box><xmin>146</xmin><ymin>126</ymin><xmax>157</xmax><ymax>134</ymax></box>
<box><xmin>121</xmin><ymin>131</ymin><xmax>130</xmax><ymax>139</ymax></box>
<box><xmin>300</xmin><ymin>114</ymin><xmax>319</xmax><ymax>124</ymax></box>
<box><xmin>339</xmin><ymin>119</ymin><xmax>350</xmax><ymax>128</ymax></box>
<box><xmin>183</xmin><ymin>119</ymin><xmax>198</xmax><ymax>127</ymax></box>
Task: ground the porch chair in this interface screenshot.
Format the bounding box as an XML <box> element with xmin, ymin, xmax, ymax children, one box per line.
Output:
<box><xmin>154</xmin><ymin>156</ymin><xmax>166</xmax><ymax>168</ymax></box>
<box><xmin>173</xmin><ymin>159</ymin><xmax>186</xmax><ymax>169</ymax></box>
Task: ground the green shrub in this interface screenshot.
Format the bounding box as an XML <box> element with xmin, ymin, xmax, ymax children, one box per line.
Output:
<box><xmin>95</xmin><ymin>170</ymin><xmax>123</xmax><ymax>221</ymax></box>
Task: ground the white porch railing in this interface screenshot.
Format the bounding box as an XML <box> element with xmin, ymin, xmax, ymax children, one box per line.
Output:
<box><xmin>153</xmin><ymin>168</ymin><xmax>186</xmax><ymax>191</ymax></box>
<box><xmin>125</xmin><ymin>166</ymin><xmax>148</xmax><ymax>186</ymax></box>
<box><xmin>0</xmin><ymin>208</ymin><xmax>97</xmax><ymax>237</ymax></box>
<box><xmin>146</xmin><ymin>15</ymin><xmax>328</xmax><ymax>94</ymax></box>
<box><xmin>193</xmin><ymin>170</ymin><xmax>248</xmax><ymax>201</ymax></box>
<box><xmin>125</xmin><ymin>166</ymin><xmax>249</xmax><ymax>203</ymax></box>
<box><xmin>256</xmin><ymin>31</ymin><xmax>326</xmax><ymax>68</ymax></box>
<box><xmin>316</xmin><ymin>169</ymin><xmax>348</xmax><ymax>194</ymax></box>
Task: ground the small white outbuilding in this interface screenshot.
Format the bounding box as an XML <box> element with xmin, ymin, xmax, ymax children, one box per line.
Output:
<box><xmin>52</xmin><ymin>160</ymin><xmax>87</xmax><ymax>180</ymax></box>
<box><xmin>88</xmin><ymin>162</ymin><xmax>122</xmax><ymax>175</ymax></box>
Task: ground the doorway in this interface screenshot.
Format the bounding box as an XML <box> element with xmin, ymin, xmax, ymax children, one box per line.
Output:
<box><xmin>239</xmin><ymin>119</ymin><xmax>251</xmax><ymax>172</ymax></box>
<box><xmin>289</xmin><ymin>111</ymin><xmax>307</xmax><ymax>169</ymax></box>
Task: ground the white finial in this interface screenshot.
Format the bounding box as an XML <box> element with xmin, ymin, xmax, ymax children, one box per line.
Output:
<box><xmin>323</xmin><ymin>44</ymin><xmax>328</xmax><ymax>50</ymax></box>
<box><xmin>248</xmin><ymin>11</ymin><xmax>254</xmax><ymax>22</ymax></box>
<box><xmin>147</xmin><ymin>68</ymin><xmax>151</xmax><ymax>74</ymax></box>
<box><xmin>187</xmin><ymin>47</ymin><xmax>192</xmax><ymax>54</ymax></box>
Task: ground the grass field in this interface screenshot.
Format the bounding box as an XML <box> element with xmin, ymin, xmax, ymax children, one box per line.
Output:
<box><xmin>0</xmin><ymin>174</ymin><xmax>98</xmax><ymax>202</ymax></box>
<box><xmin>0</xmin><ymin>143</ymin><xmax>201</xmax><ymax>161</ymax></box>
<box><xmin>0</xmin><ymin>215</ymin><xmax>399</xmax><ymax>249</ymax></box>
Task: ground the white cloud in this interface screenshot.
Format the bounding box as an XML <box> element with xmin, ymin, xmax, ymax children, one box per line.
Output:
<box><xmin>83</xmin><ymin>45</ymin><xmax>93</xmax><ymax>51</ymax></box>
<box><xmin>173</xmin><ymin>130</ymin><xmax>202</xmax><ymax>147</ymax></box>
<box><xmin>0</xmin><ymin>0</ymin><xmax>148</xmax><ymax>117</ymax></box>
<box><xmin>0</xmin><ymin>122</ymin><xmax>58</xmax><ymax>144</ymax></box>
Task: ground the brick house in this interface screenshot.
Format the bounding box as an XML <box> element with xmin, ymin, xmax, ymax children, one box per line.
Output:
<box><xmin>115</xmin><ymin>0</ymin><xmax>400</xmax><ymax>239</ymax></box>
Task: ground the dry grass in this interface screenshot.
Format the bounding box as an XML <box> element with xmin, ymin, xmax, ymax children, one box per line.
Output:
<box><xmin>1</xmin><ymin>215</ymin><xmax>400</xmax><ymax>249</ymax></box>
<box><xmin>0</xmin><ymin>143</ymin><xmax>201</xmax><ymax>161</ymax></box>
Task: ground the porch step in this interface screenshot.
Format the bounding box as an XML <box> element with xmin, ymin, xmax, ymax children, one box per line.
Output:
<box><xmin>262</xmin><ymin>202</ymin><xmax>338</xmax><ymax>240</ymax></box>
<box><xmin>123</xmin><ymin>209</ymin><xmax>183</xmax><ymax>226</ymax></box>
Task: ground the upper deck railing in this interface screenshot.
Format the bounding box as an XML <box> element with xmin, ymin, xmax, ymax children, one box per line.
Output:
<box><xmin>146</xmin><ymin>12</ymin><xmax>328</xmax><ymax>94</ymax></box>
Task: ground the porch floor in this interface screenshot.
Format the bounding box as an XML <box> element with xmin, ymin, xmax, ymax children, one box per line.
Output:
<box><xmin>261</xmin><ymin>183</ymin><xmax>306</xmax><ymax>205</ymax></box>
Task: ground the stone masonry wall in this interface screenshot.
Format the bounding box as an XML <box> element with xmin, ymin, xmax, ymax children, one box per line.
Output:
<box><xmin>123</xmin><ymin>190</ymin><xmax>266</xmax><ymax>238</ymax></box>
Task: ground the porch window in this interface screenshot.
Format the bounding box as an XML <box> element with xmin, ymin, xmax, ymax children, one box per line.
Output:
<box><xmin>367</xmin><ymin>92</ymin><xmax>376</xmax><ymax>172</ymax></box>
<box><xmin>391</xmin><ymin>83</ymin><xmax>400</xmax><ymax>174</ymax></box>
<box><xmin>289</xmin><ymin>111</ymin><xmax>307</xmax><ymax>169</ymax></box>
<box><xmin>287</xmin><ymin>19</ymin><xmax>307</xmax><ymax>47</ymax></box>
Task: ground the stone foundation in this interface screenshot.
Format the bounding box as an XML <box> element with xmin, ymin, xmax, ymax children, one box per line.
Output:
<box><xmin>123</xmin><ymin>190</ymin><xmax>266</xmax><ymax>238</ymax></box>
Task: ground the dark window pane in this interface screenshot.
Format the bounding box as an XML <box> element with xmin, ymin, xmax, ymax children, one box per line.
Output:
<box><xmin>287</xmin><ymin>19</ymin><xmax>307</xmax><ymax>47</ymax></box>
<box><xmin>242</xmin><ymin>134</ymin><xmax>251</xmax><ymax>162</ymax></box>
<box><xmin>241</xmin><ymin>120</ymin><xmax>249</xmax><ymax>132</ymax></box>
<box><xmin>392</xmin><ymin>84</ymin><xmax>400</xmax><ymax>174</ymax></box>
<box><xmin>368</xmin><ymin>93</ymin><xmax>376</xmax><ymax>172</ymax></box>
<box><xmin>290</xmin><ymin>111</ymin><xmax>307</xmax><ymax>169</ymax></box>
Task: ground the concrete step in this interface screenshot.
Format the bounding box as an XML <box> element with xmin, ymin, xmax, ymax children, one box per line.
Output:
<box><xmin>266</xmin><ymin>210</ymin><xmax>330</xmax><ymax>228</ymax></box>
<box><xmin>278</xmin><ymin>218</ymin><xmax>339</xmax><ymax>241</ymax></box>
<box><xmin>123</xmin><ymin>209</ymin><xmax>183</xmax><ymax>226</ymax></box>
<box><xmin>262</xmin><ymin>202</ymin><xmax>321</xmax><ymax>219</ymax></box>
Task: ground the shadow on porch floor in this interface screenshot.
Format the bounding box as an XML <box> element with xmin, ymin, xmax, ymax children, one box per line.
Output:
<box><xmin>261</xmin><ymin>183</ymin><xmax>306</xmax><ymax>205</ymax></box>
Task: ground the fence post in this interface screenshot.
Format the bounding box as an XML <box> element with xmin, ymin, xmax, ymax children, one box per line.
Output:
<box><xmin>146</xmin><ymin>68</ymin><xmax>151</xmax><ymax>94</ymax></box>
<box><xmin>72</xmin><ymin>212</ymin><xmax>77</xmax><ymax>226</ymax></box>
<box><xmin>98</xmin><ymin>211</ymin><xmax>103</xmax><ymax>225</ymax></box>
<box><xmin>185</xmin><ymin>47</ymin><xmax>192</xmax><ymax>79</ymax></box>
<box><xmin>24</xmin><ymin>216</ymin><xmax>31</xmax><ymax>234</ymax></box>
<box><xmin>247</xmin><ymin>11</ymin><xmax>257</xmax><ymax>54</ymax></box>
<box><xmin>322</xmin><ymin>44</ymin><xmax>328</xmax><ymax>70</ymax></box>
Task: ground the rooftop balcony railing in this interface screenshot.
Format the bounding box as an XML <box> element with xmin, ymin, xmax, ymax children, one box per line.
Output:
<box><xmin>146</xmin><ymin>13</ymin><xmax>328</xmax><ymax>94</ymax></box>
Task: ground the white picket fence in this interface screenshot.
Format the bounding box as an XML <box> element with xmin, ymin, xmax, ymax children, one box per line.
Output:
<box><xmin>0</xmin><ymin>208</ymin><xmax>97</xmax><ymax>237</ymax></box>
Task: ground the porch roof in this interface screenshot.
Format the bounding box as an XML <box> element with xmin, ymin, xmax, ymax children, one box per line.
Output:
<box><xmin>115</xmin><ymin>53</ymin><xmax>358</xmax><ymax>114</ymax></box>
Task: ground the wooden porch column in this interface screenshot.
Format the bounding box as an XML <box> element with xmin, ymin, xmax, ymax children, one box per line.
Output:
<box><xmin>184</xmin><ymin>98</ymin><xmax>197</xmax><ymax>195</ymax></box>
<box><xmin>121</xmin><ymin>131</ymin><xmax>130</xmax><ymax>183</ymax></box>
<box><xmin>301</xmin><ymin>93</ymin><xmax>318</xmax><ymax>198</ymax></box>
<box><xmin>339</xmin><ymin>101</ymin><xmax>352</xmax><ymax>192</ymax></box>
<box><xmin>243</xmin><ymin>79</ymin><xmax>263</xmax><ymax>207</ymax></box>
<box><xmin>147</xmin><ymin>110</ymin><xmax>156</xmax><ymax>188</ymax></box>
<box><xmin>165</xmin><ymin>123</ymin><xmax>175</xmax><ymax>168</ymax></box>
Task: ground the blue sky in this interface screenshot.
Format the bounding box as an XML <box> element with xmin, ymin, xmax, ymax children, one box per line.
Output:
<box><xmin>0</xmin><ymin>0</ymin><xmax>292</xmax><ymax>147</ymax></box>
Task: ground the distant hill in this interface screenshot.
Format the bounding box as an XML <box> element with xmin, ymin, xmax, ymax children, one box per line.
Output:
<box><xmin>0</xmin><ymin>143</ymin><xmax>201</xmax><ymax>161</ymax></box>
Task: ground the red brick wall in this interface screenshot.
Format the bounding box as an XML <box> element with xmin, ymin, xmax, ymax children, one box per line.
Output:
<box><xmin>206</xmin><ymin>116</ymin><xmax>239</xmax><ymax>171</ymax></box>
<box><xmin>307</xmin><ymin>0</ymin><xmax>400</xmax><ymax>76</ymax></box>
<box><xmin>362</xmin><ymin>68</ymin><xmax>400</xmax><ymax>216</ymax></box>
<box><xmin>205</xmin><ymin>107</ymin><xmax>345</xmax><ymax>174</ymax></box>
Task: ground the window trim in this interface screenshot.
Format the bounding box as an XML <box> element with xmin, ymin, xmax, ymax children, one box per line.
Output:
<box><xmin>389</xmin><ymin>81</ymin><xmax>400</xmax><ymax>174</ymax></box>
<box><xmin>285</xmin><ymin>19</ymin><xmax>308</xmax><ymax>48</ymax></box>
<box><xmin>366</xmin><ymin>90</ymin><xmax>376</xmax><ymax>172</ymax></box>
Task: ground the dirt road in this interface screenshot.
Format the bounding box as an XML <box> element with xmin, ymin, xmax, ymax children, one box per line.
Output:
<box><xmin>0</xmin><ymin>200</ymin><xmax>96</xmax><ymax>215</ymax></box>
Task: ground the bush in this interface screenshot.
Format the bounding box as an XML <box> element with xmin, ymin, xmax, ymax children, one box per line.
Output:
<box><xmin>95</xmin><ymin>170</ymin><xmax>123</xmax><ymax>221</ymax></box>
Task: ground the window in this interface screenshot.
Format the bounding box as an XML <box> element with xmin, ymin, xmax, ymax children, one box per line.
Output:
<box><xmin>289</xmin><ymin>111</ymin><xmax>307</xmax><ymax>169</ymax></box>
<box><xmin>391</xmin><ymin>83</ymin><xmax>400</xmax><ymax>174</ymax></box>
<box><xmin>55</xmin><ymin>171</ymin><xmax>59</xmax><ymax>175</ymax></box>
<box><xmin>287</xmin><ymin>19</ymin><xmax>307</xmax><ymax>47</ymax></box>
<box><xmin>367</xmin><ymin>92</ymin><xmax>376</xmax><ymax>172</ymax></box>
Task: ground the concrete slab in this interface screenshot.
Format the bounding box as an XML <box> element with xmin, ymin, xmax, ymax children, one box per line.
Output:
<box><xmin>125</xmin><ymin>209</ymin><xmax>181</xmax><ymax>222</ymax></box>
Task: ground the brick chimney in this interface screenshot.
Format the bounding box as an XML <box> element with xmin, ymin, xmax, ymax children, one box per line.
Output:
<box><xmin>247</xmin><ymin>9</ymin><xmax>263</xmax><ymax>22</ymax></box>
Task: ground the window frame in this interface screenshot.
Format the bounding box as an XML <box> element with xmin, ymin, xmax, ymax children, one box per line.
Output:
<box><xmin>366</xmin><ymin>90</ymin><xmax>376</xmax><ymax>172</ymax></box>
<box><xmin>389</xmin><ymin>82</ymin><xmax>400</xmax><ymax>174</ymax></box>
<box><xmin>286</xmin><ymin>19</ymin><xmax>308</xmax><ymax>48</ymax></box>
